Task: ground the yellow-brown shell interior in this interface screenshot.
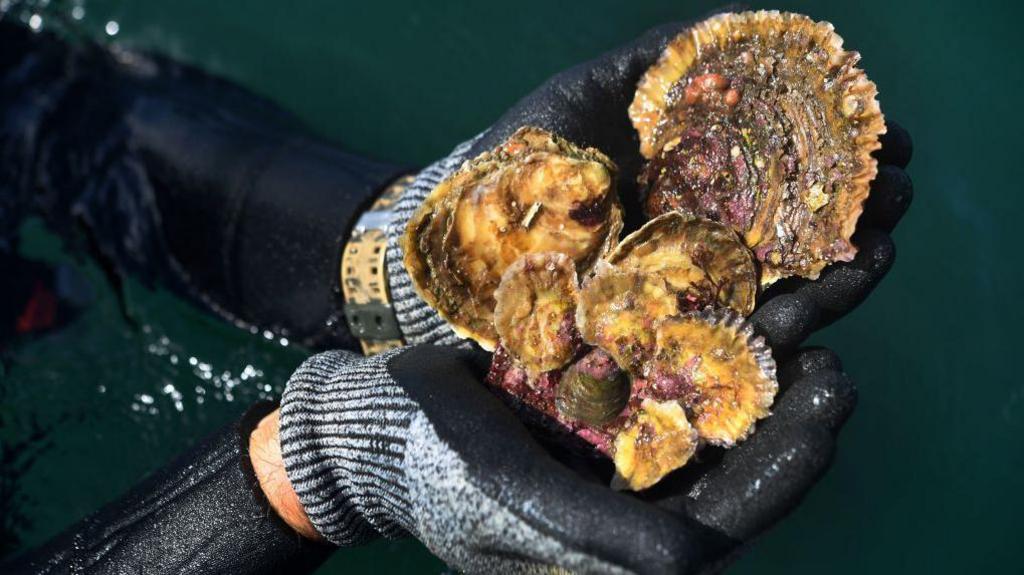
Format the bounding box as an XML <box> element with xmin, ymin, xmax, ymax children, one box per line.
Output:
<box><xmin>648</xmin><ymin>312</ymin><xmax>777</xmax><ymax>446</ymax></box>
<box><xmin>612</xmin><ymin>399</ymin><xmax>698</xmax><ymax>491</ymax></box>
<box><xmin>577</xmin><ymin>266</ymin><xmax>676</xmax><ymax>376</ymax></box>
<box><xmin>629</xmin><ymin>11</ymin><xmax>886</xmax><ymax>285</ymax></box>
<box><xmin>493</xmin><ymin>252</ymin><xmax>580</xmax><ymax>375</ymax></box>
<box><xmin>607</xmin><ymin>212</ymin><xmax>757</xmax><ymax>314</ymax></box>
<box><xmin>402</xmin><ymin>126</ymin><xmax>623</xmax><ymax>349</ymax></box>
<box><xmin>577</xmin><ymin>213</ymin><xmax>757</xmax><ymax>375</ymax></box>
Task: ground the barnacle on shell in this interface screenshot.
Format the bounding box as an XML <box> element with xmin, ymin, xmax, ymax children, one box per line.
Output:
<box><xmin>630</xmin><ymin>11</ymin><xmax>886</xmax><ymax>285</ymax></box>
<box><xmin>403</xmin><ymin>126</ymin><xmax>623</xmax><ymax>349</ymax></box>
<box><xmin>612</xmin><ymin>399</ymin><xmax>698</xmax><ymax>491</ymax></box>
<box><xmin>648</xmin><ymin>308</ymin><xmax>777</xmax><ymax>446</ymax></box>
<box><xmin>576</xmin><ymin>213</ymin><xmax>757</xmax><ymax>374</ymax></box>
<box><xmin>493</xmin><ymin>253</ymin><xmax>581</xmax><ymax>375</ymax></box>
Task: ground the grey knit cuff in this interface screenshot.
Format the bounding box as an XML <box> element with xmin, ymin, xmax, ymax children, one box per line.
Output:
<box><xmin>278</xmin><ymin>349</ymin><xmax>416</xmax><ymax>546</ymax></box>
<box><xmin>384</xmin><ymin>135</ymin><xmax>482</xmax><ymax>347</ymax></box>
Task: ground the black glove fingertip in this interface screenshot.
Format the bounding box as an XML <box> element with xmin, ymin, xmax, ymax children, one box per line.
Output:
<box><xmin>773</xmin><ymin>370</ymin><xmax>858</xmax><ymax>435</ymax></box>
<box><xmin>874</xmin><ymin>120</ymin><xmax>913</xmax><ymax>168</ymax></box>
<box><xmin>862</xmin><ymin>164</ymin><xmax>913</xmax><ymax>232</ymax></box>
<box><xmin>685</xmin><ymin>424</ymin><xmax>835</xmax><ymax>542</ymax></box>
<box><xmin>750</xmin><ymin>292</ymin><xmax>820</xmax><ymax>357</ymax></box>
<box><xmin>778</xmin><ymin>347</ymin><xmax>843</xmax><ymax>387</ymax></box>
<box><xmin>792</xmin><ymin>229</ymin><xmax>895</xmax><ymax>325</ymax></box>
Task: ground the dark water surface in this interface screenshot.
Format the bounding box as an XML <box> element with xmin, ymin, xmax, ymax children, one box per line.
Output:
<box><xmin>1</xmin><ymin>1</ymin><xmax>1020</xmax><ymax>573</ymax></box>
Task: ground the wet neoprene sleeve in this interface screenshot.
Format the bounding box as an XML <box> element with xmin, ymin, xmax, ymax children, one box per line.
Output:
<box><xmin>1</xmin><ymin>402</ymin><xmax>334</xmax><ymax>575</ymax></box>
<box><xmin>0</xmin><ymin>22</ymin><xmax>407</xmax><ymax>350</ymax></box>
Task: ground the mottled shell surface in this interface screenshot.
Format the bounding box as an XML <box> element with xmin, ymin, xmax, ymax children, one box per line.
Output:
<box><xmin>607</xmin><ymin>212</ymin><xmax>757</xmax><ymax>314</ymax></box>
<box><xmin>612</xmin><ymin>399</ymin><xmax>698</xmax><ymax>491</ymax></box>
<box><xmin>493</xmin><ymin>253</ymin><xmax>581</xmax><ymax>375</ymax></box>
<box><xmin>630</xmin><ymin>11</ymin><xmax>886</xmax><ymax>285</ymax></box>
<box><xmin>648</xmin><ymin>309</ymin><xmax>777</xmax><ymax>446</ymax></box>
<box><xmin>577</xmin><ymin>214</ymin><xmax>757</xmax><ymax>374</ymax></box>
<box><xmin>403</xmin><ymin>126</ymin><xmax>623</xmax><ymax>349</ymax></box>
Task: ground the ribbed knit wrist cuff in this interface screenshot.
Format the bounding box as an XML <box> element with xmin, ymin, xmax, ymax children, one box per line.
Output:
<box><xmin>278</xmin><ymin>349</ymin><xmax>417</xmax><ymax>546</ymax></box>
<box><xmin>384</xmin><ymin>136</ymin><xmax>482</xmax><ymax>347</ymax></box>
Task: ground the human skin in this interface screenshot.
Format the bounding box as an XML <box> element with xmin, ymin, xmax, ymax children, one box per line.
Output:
<box><xmin>249</xmin><ymin>409</ymin><xmax>322</xmax><ymax>541</ymax></box>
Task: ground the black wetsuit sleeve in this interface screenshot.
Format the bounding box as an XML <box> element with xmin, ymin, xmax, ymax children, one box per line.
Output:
<box><xmin>2</xmin><ymin>402</ymin><xmax>334</xmax><ymax>575</ymax></box>
<box><xmin>1</xmin><ymin>22</ymin><xmax>408</xmax><ymax>350</ymax></box>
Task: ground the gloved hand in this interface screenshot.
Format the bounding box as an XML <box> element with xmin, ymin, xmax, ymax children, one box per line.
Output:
<box><xmin>280</xmin><ymin>343</ymin><xmax>856</xmax><ymax>574</ymax></box>
<box><xmin>350</xmin><ymin>10</ymin><xmax>915</xmax><ymax>572</ymax></box>
<box><xmin>384</xmin><ymin>12</ymin><xmax>913</xmax><ymax>350</ymax></box>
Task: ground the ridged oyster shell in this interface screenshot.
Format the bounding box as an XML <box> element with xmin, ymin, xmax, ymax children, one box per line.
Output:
<box><xmin>576</xmin><ymin>213</ymin><xmax>757</xmax><ymax>374</ymax></box>
<box><xmin>647</xmin><ymin>308</ymin><xmax>777</xmax><ymax>446</ymax></box>
<box><xmin>629</xmin><ymin>11</ymin><xmax>886</xmax><ymax>285</ymax></box>
<box><xmin>612</xmin><ymin>399</ymin><xmax>698</xmax><ymax>491</ymax></box>
<box><xmin>555</xmin><ymin>347</ymin><xmax>630</xmax><ymax>427</ymax></box>
<box><xmin>493</xmin><ymin>252</ymin><xmax>581</xmax><ymax>376</ymax></box>
<box><xmin>403</xmin><ymin>126</ymin><xmax>623</xmax><ymax>349</ymax></box>
<box><xmin>486</xmin><ymin>217</ymin><xmax>776</xmax><ymax>489</ymax></box>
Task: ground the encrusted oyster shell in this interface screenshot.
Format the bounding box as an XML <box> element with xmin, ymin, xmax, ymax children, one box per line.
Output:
<box><xmin>612</xmin><ymin>399</ymin><xmax>698</xmax><ymax>491</ymax></box>
<box><xmin>647</xmin><ymin>308</ymin><xmax>777</xmax><ymax>446</ymax></box>
<box><xmin>576</xmin><ymin>213</ymin><xmax>757</xmax><ymax>374</ymax></box>
<box><xmin>493</xmin><ymin>252</ymin><xmax>581</xmax><ymax>375</ymax></box>
<box><xmin>606</xmin><ymin>212</ymin><xmax>757</xmax><ymax>314</ymax></box>
<box><xmin>630</xmin><ymin>11</ymin><xmax>886</xmax><ymax>285</ymax></box>
<box><xmin>487</xmin><ymin>305</ymin><xmax>777</xmax><ymax>490</ymax></box>
<box><xmin>403</xmin><ymin>126</ymin><xmax>623</xmax><ymax>349</ymax></box>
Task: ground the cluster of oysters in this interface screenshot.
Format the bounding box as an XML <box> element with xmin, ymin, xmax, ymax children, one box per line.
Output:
<box><xmin>402</xmin><ymin>11</ymin><xmax>885</xmax><ymax>490</ymax></box>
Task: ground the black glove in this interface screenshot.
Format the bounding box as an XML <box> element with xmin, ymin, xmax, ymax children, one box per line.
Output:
<box><xmin>0</xmin><ymin>20</ymin><xmax>406</xmax><ymax>350</ymax></box>
<box><xmin>3</xmin><ymin>403</ymin><xmax>334</xmax><ymax>575</ymax></box>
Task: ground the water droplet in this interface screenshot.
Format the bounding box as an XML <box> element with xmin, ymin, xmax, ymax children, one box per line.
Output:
<box><xmin>71</xmin><ymin>5</ymin><xmax>85</xmax><ymax>20</ymax></box>
<box><xmin>105</xmin><ymin>20</ymin><xmax>119</xmax><ymax>36</ymax></box>
<box><xmin>28</xmin><ymin>14</ymin><xmax>42</xmax><ymax>30</ymax></box>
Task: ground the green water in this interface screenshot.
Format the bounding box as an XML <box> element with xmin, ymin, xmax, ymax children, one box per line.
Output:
<box><xmin>1</xmin><ymin>1</ymin><xmax>1021</xmax><ymax>573</ymax></box>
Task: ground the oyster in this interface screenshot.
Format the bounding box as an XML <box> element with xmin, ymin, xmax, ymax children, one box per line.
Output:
<box><xmin>487</xmin><ymin>306</ymin><xmax>777</xmax><ymax>489</ymax></box>
<box><xmin>403</xmin><ymin>126</ymin><xmax>623</xmax><ymax>349</ymax></box>
<box><xmin>606</xmin><ymin>212</ymin><xmax>757</xmax><ymax>314</ymax></box>
<box><xmin>493</xmin><ymin>252</ymin><xmax>581</xmax><ymax>375</ymax></box>
<box><xmin>629</xmin><ymin>11</ymin><xmax>886</xmax><ymax>285</ymax></box>
<box><xmin>612</xmin><ymin>399</ymin><xmax>698</xmax><ymax>491</ymax></box>
<box><xmin>647</xmin><ymin>309</ymin><xmax>777</xmax><ymax>446</ymax></box>
<box><xmin>555</xmin><ymin>347</ymin><xmax>630</xmax><ymax>427</ymax></box>
<box><xmin>576</xmin><ymin>213</ymin><xmax>757</xmax><ymax>374</ymax></box>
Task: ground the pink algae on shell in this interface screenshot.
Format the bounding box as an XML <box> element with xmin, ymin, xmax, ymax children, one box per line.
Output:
<box><xmin>630</xmin><ymin>11</ymin><xmax>887</xmax><ymax>285</ymax></box>
<box><xmin>493</xmin><ymin>252</ymin><xmax>582</xmax><ymax>376</ymax></box>
<box><xmin>576</xmin><ymin>213</ymin><xmax>757</xmax><ymax>376</ymax></box>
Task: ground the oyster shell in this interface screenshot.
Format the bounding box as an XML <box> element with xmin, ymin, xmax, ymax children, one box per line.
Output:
<box><xmin>648</xmin><ymin>308</ymin><xmax>777</xmax><ymax>446</ymax></box>
<box><xmin>555</xmin><ymin>348</ymin><xmax>630</xmax><ymax>427</ymax></box>
<box><xmin>403</xmin><ymin>126</ymin><xmax>623</xmax><ymax>349</ymax></box>
<box><xmin>606</xmin><ymin>212</ymin><xmax>757</xmax><ymax>314</ymax></box>
<box><xmin>612</xmin><ymin>399</ymin><xmax>698</xmax><ymax>491</ymax></box>
<box><xmin>576</xmin><ymin>213</ymin><xmax>757</xmax><ymax>374</ymax></box>
<box><xmin>629</xmin><ymin>11</ymin><xmax>886</xmax><ymax>285</ymax></box>
<box><xmin>487</xmin><ymin>307</ymin><xmax>778</xmax><ymax>490</ymax></box>
<box><xmin>493</xmin><ymin>252</ymin><xmax>581</xmax><ymax>375</ymax></box>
